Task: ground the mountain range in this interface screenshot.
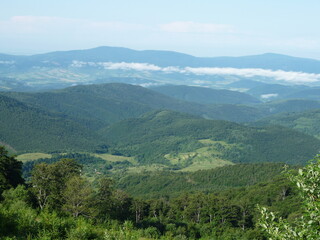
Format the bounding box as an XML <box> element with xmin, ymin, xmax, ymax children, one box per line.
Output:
<box><xmin>1</xmin><ymin>83</ymin><xmax>319</xmax><ymax>169</ymax></box>
<box><xmin>1</xmin><ymin>46</ymin><xmax>320</xmax><ymax>93</ymax></box>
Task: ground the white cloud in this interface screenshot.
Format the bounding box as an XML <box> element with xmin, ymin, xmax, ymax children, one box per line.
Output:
<box><xmin>0</xmin><ymin>61</ymin><xmax>15</xmax><ymax>64</ymax></box>
<box><xmin>261</xmin><ymin>93</ymin><xmax>279</xmax><ymax>99</ymax></box>
<box><xmin>101</xmin><ymin>62</ymin><xmax>161</xmax><ymax>71</ymax></box>
<box><xmin>70</xmin><ymin>61</ymin><xmax>320</xmax><ymax>84</ymax></box>
<box><xmin>71</xmin><ymin>61</ymin><xmax>161</xmax><ymax>71</ymax></box>
<box><xmin>184</xmin><ymin>67</ymin><xmax>320</xmax><ymax>83</ymax></box>
<box><xmin>160</xmin><ymin>21</ymin><xmax>233</xmax><ymax>33</ymax></box>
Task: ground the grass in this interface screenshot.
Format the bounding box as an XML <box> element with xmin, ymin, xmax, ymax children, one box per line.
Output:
<box><xmin>126</xmin><ymin>164</ymin><xmax>168</xmax><ymax>173</ymax></box>
<box><xmin>94</xmin><ymin>153</ymin><xmax>137</xmax><ymax>164</ymax></box>
<box><xmin>164</xmin><ymin>139</ymin><xmax>234</xmax><ymax>172</ymax></box>
<box><xmin>17</xmin><ymin>153</ymin><xmax>52</xmax><ymax>162</ymax></box>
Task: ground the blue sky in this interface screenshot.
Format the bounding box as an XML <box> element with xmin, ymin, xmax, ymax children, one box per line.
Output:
<box><xmin>1</xmin><ymin>0</ymin><xmax>319</xmax><ymax>58</ymax></box>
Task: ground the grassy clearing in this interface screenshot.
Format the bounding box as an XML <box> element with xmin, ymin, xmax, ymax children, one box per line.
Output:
<box><xmin>94</xmin><ymin>153</ymin><xmax>137</xmax><ymax>164</ymax></box>
<box><xmin>126</xmin><ymin>164</ymin><xmax>168</xmax><ymax>173</ymax></box>
<box><xmin>17</xmin><ymin>153</ymin><xmax>52</xmax><ymax>162</ymax></box>
<box><xmin>179</xmin><ymin>159</ymin><xmax>233</xmax><ymax>172</ymax></box>
<box><xmin>165</xmin><ymin>139</ymin><xmax>235</xmax><ymax>172</ymax></box>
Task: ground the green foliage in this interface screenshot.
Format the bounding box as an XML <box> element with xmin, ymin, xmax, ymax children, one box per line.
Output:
<box><xmin>31</xmin><ymin>158</ymin><xmax>82</xmax><ymax>210</ymax></box>
<box><xmin>0</xmin><ymin>95</ymin><xmax>101</xmax><ymax>152</ymax></box>
<box><xmin>115</xmin><ymin>163</ymin><xmax>292</xmax><ymax>198</ymax></box>
<box><xmin>102</xmin><ymin>110</ymin><xmax>320</xmax><ymax>166</ymax></box>
<box><xmin>255</xmin><ymin>108</ymin><xmax>320</xmax><ymax>139</ymax></box>
<box><xmin>23</xmin><ymin>153</ymin><xmax>113</xmax><ymax>179</ymax></box>
<box><xmin>63</xmin><ymin>176</ymin><xmax>94</xmax><ymax>218</ymax></box>
<box><xmin>0</xmin><ymin>146</ymin><xmax>24</xmax><ymax>195</ymax></box>
<box><xmin>258</xmin><ymin>155</ymin><xmax>320</xmax><ymax>239</ymax></box>
<box><xmin>0</xmin><ymin>155</ymin><xmax>306</xmax><ymax>240</ymax></box>
<box><xmin>151</xmin><ymin>84</ymin><xmax>261</xmax><ymax>105</ymax></box>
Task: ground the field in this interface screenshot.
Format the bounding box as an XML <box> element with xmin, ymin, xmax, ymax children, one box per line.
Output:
<box><xmin>16</xmin><ymin>153</ymin><xmax>52</xmax><ymax>162</ymax></box>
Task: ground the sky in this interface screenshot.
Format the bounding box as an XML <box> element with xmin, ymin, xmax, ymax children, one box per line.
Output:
<box><xmin>1</xmin><ymin>0</ymin><xmax>320</xmax><ymax>59</ymax></box>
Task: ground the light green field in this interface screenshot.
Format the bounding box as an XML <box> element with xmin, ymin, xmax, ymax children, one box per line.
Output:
<box><xmin>165</xmin><ymin>139</ymin><xmax>234</xmax><ymax>172</ymax></box>
<box><xmin>94</xmin><ymin>153</ymin><xmax>137</xmax><ymax>164</ymax></box>
<box><xmin>17</xmin><ymin>153</ymin><xmax>52</xmax><ymax>162</ymax></box>
<box><xmin>126</xmin><ymin>164</ymin><xmax>168</xmax><ymax>173</ymax></box>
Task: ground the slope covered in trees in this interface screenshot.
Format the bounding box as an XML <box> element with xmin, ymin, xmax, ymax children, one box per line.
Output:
<box><xmin>0</xmin><ymin>95</ymin><xmax>101</xmax><ymax>152</ymax></box>
<box><xmin>254</xmin><ymin>109</ymin><xmax>320</xmax><ymax>139</ymax></box>
<box><xmin>0</xmin><ymin>149</ymin><xmax>309</xmax><ymax>239</ymax></box>
<box><xmin>102</xmin><ymin>110</ymin><xmax>320</xmax><ymax>166</ymax></box>
<box><xmin>2</xmin><ymin>83</ymin><xmax>265</xmax><ymax>125</ymax></box>
<box><xmin>115</xmin><ymin>163</ymin><xmax>293</xmax><ymax>198</ymax></box>
<box><xmin>151</xmin><ymin>85</ymin><xmax>261</xmax><ymax>105</ymax></box>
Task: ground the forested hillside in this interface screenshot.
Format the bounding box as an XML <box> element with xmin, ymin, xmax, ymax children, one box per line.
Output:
<box><xmin>2</xmin><ymin>83</ymin><xmax>265</xmax><ymax>125</ymax></box>
<box><xmin>115</xmin><ymin>163</ymin><xmax>294</xmax><ymax>198</ymax></box>
<box><xmin>151</xmin><ymin>85</ymin><xmax>261</xmax><ymax>105</ymax></box>
<box><xmin>0</xmin><ymin>95</ymin><xmax>101</xmax><ymax>152</ymax></box>
<box><xmin>254</xmin><ymin>109</ymin><xmax>320</xmax><ymax>139</ymax></box>
<box><xmin>0</xmin><ymin>148</ymin><xmax>308</xmax><ymax>239</ymax></box>
<box><xmin>102</xmin><ymin>110</ymin><xmax>320</xmax><ymax>166</ymax></box>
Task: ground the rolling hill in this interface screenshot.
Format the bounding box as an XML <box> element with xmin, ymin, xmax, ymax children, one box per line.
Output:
<box><xmin>2</xmin><ymin>83</ymin><xmax>265</xmax><ymax>124</ymax></box>
<box><xmin>253</xmin><ymin>109</ymin><xmax>320</xmax><ymax>139</ymax></box>
<box><xmin>0</xmin><ymin>95</ymin><xmax>102</xmax><ymax>152</ymax></box>
<box><xmin>151</xmin><ymin>85</ymin><xmax>261</xmax><ymax>105</ymax></box>
<box><xmin>101</xmin><ymin>110</ymin><xmax>320</xmax><ymax>166</ymax></box>
<box><xmin>114</xmin><ymin>163</ymin><xmax>295</xmax><ymax>198</ymax></box>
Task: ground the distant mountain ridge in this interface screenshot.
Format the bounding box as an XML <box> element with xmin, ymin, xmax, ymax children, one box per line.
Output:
<box><xmin>1</xmin><ymin>46</ymin><xmax>320</xmax><ymax>92</ymax></box>
<box><xmin>1</xmin><ymin>47</ymin><xmax>320</xmax><ymax>73</ymax></box>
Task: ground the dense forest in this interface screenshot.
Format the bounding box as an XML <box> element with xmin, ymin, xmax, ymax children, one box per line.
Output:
<box><xmin>2</xmin><ymin>146</ymin><xmax>316</xmax><ymax>239</ymax></box>
<box><xmin>1</xmin><ymin>82</ymin><xmax>320</xmax><ymax>239</ymax></box>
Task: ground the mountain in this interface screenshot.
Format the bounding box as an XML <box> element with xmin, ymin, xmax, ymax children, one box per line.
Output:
<box><xmin>260</xmin><ymin>99</ymin><xmax>320</xmax><ymax>114</ymax></box>
<box><xmin>226</xmin><ymin>79</ymin><xmax>268</xmax><ymax>89</ymax></box>
<box><xmin>115</xmin><ymin>163</ymin><xmax>291</xmax><ymax>198</ymax></box>
<box><xmin>246</xmin><ymin>83</ymin><xmax>311</xmax><ymax>100</ymax></box>
<box><xmin>151</xmin><ymin>85</ymin><xmax>261</xmax><ymax>105</ymax></box>
<box><xmin>284</xmin><ymin>88</ymin><xmax>320</xmax><ymax>101</ymax></box>
<box><xmin>0</xmin><ymin>95</ymin><xmax>101</xmax><ymax>152</ymax></box>
<box><xmin>2</xmin><ymin>83</ymin><xmax>264</xmax><ymax>124</ymax></box>
<box><xmin>2</xmin><ymin>47</ymin><xmax>320</xmax><ymax>72</ymax></box>
<box><xmin>253</xmin><ymin>109</ymin><xmax>320</xmax><ymax>139</ymax></box>
<box><xmin>1</xmin><ymin>47</ymin><xmax>320</xmax><ymax>92</ymax></box>
<box><xmin>101</xmin><ymin>110</ymin><xmax>320</xmax><ymax>166</ymax></box>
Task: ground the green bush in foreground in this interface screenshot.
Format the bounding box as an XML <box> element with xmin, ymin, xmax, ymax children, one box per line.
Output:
<box><xmin>259</xmin><ymin>155</ymin><xmax>320</xmax><ymax>239</ymax></box>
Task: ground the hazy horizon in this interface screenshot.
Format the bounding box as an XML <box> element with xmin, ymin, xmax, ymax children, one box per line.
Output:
<box><xmin>1</xmin><ymin>1</ymin><xmax>320</xmax><ymax>59</ymax></box>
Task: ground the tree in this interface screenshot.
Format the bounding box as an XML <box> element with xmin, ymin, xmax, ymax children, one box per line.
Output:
<box><xmin>63</xmin><ymin>176</ymin><xmax>93</xmax><ymax>218</ymax></box>
<box><xmin>31</xmin><ymin>158</ymin><xmax>82</xmax><ymax>210</ymax></box>
<box><xmin>0</xmin><ymin>146</ymin><xmax>24</xmax><ymax>196</ymax></box>
<box><xmin>95</xmin><ymin>177</ymin><xmax>114</xmax><ymax>220</ymax></box>
<box><xmin>258</xmin><ymin>155</ymin><xmax>320</xmax><ymax>240</ymax></box>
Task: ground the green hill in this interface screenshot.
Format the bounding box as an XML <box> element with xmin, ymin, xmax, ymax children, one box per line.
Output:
<box><xmin>285</xmin><ymin>88</ymin><xmax>320</xmax><ymax>101</ymax></box>
<box><xmin>114</xmin><ymin>162</ymin><xmax>295</xmax><ymax>198</ymax></box>
<box><xmin>260</xmin><ymin>99</ymin><xmax>320</xmax><ymax>114</ymax></box>
<box><xmin>101</xmin><ymin>110</ymin><xmax>320</xmax><ymax>166</ymax></box>
<box><xmin>151</xmin><ymin>85</ymin><xmax>261</xmax><ymax>105</ymax></box>
<box><xmin>0</xmin><ymin>95</ymin><xmax>101</xmax><ymax>152</ymax></box>
<box><xmin>3</xmin><ymin>83</ymin><xmax>264</xmax><ymax>124</ymax></box>
<box><xmin>254</xmin><ymin>109</ymin><xmax>320</xmax><ymax>139</ymax></box>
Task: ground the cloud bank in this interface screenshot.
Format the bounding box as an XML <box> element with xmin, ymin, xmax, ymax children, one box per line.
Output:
<box><xmin>71</xmin><ymin>61</ymin><xmax>320</xmax><ymax>84</ymax></box>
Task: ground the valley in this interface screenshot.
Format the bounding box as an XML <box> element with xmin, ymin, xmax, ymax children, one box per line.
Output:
<box><xmin>1</xmin><ymin>47</ymin><xmax>320</xmax><ymax>239</ymax></box>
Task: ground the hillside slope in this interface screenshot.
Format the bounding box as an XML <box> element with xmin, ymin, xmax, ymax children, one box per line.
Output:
<box><xmin>101</xmin><ymin>110</ymin><xmax>320</xmax><ymax>166</ymax></box>
<box><xmin>0</xmin><ymin>95</ymin><xmax>101</xmax><ymax>152</ymax></box>
<box><xmin>151</xmin><ymin>85</ymin><xmax>261</xmax><ymax>105</ymax></box>
<box><xmin>254</xmin><ymin>109</ymin><xmax>320</xmax><ymax>139</ymax></box>
<box><xmin>3</xmin><ymin>83</ymin><xmax>264</xmax><ymax>124</ymax></box>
